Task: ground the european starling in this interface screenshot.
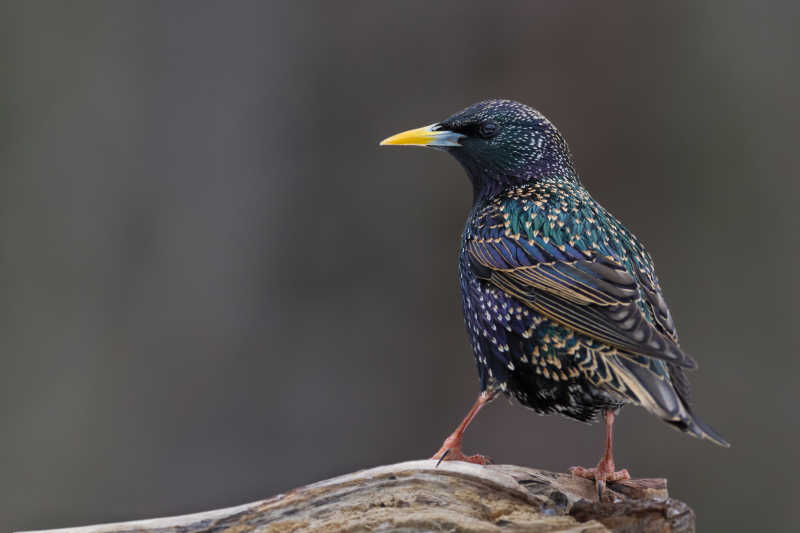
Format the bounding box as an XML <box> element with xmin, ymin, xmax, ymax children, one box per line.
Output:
<box><xmin>380</xmin><ymin>99</ymin><xmax>728</xmax><ymax>495</ymax></box>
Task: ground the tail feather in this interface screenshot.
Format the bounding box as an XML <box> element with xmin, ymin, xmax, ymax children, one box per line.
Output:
<box><xmin>665</xmin><ymin>362</ymin><xmax>730</xmax><ymax>447</ymax></box>
<box><xmin>614</xmin><ymin>355</ymin><xmax>730</xmax><ymax>448</ymax></box>
<box><xmin>665</xmin><ymin>413</ymin><xmax>730</xmax><ymax>448</ymax></box>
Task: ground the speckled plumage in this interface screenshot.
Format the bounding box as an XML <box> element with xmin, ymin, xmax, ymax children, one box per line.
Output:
<box><xmin>384</xmin><ymin>99</ymin><xmax>727</xmax><ymax>449</ymax></box>
<box><xmin>461</xmin><ymin>179</ymin><xmax>685</xmax><ymax>423</ymax></box>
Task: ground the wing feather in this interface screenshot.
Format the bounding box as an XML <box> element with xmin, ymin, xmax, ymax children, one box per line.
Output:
<box><xmin>467</xmin><ymin>208</ymin><xmax>696</xmax><ymax>369</ymax></box>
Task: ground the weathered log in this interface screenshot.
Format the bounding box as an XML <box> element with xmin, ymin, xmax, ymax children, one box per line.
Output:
<box><xmin>20</xmin><ymin>460</ymin><xmax>694</xmax><ymax>533</ymax></box>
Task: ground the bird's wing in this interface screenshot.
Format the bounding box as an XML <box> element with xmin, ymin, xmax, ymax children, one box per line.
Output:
<box><xmin>466</xmin><ymin>192</ymin><xmax>695</xmax><ymax>369</ymax></box>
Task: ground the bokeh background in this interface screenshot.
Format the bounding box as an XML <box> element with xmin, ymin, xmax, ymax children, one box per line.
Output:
<box><xmin>2</xmin><ymin>1</ymin><xmax>797</xmax><ymax>531</ymax></box>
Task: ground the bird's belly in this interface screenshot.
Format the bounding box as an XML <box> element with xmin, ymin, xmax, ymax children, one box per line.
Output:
<box><xmin>460</xmin><ymin>275</ymin><xmax>625</xmax><ymax>422</ymax></box>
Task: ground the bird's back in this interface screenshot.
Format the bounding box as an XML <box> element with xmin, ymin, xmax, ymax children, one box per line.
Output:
<box><xmin>457</xmin><ymin>180</ymin><xmax>727</xmax><ymax>446</ymax></box>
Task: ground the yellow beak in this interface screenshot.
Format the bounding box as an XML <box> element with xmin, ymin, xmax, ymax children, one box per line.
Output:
<box><xmin>379</xmin><ymin>123</ymin><xmax>464</xmax><ymax>147</ymax></box>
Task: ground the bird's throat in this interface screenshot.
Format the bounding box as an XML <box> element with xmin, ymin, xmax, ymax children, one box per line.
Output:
<box><xmin>450</xmin><ymin>150</ymin><xmax>579</xmax><ymax>206</ymax></box>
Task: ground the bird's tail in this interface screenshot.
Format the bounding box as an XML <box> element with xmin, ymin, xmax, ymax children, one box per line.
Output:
<box><xmin>663</xmin><ymin>411</ymin><xmax>730</xmax><ymax>448</ymax></box>
<box><xmin>614</xmin><ymin>355</ymin><xmax>730</xmax><ymax>448</ymax></box>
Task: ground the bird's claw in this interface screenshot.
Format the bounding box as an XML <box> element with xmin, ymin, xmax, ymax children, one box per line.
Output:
<box><xmin>568</xmin><ymin>465</ymin><xmax>630</xmax><ymax>500</ymax></box>
<box><xmin>432</xmin><ymin>447</ymin><xmax>492</xmax><ymax>467</ymax></box>
<box><xmin>568</xmin><ymin>465</ymin><xmax>630</xmax><ymax>482</ymax></box>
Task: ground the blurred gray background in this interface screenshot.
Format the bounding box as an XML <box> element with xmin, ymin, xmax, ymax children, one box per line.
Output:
<box><xmin>2</xmin><ymin>1</ymin><xmax>797</xmax><ymax>531</ymax></box>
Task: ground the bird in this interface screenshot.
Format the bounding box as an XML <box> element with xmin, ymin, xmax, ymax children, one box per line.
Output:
<box><xmin>379</xmin><ymin>99</ymin><xmax>728</xmax><ymax>497</ymax></box>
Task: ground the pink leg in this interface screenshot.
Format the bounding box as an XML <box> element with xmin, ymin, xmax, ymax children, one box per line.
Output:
<box><xmin>432</xmin><ymin>391</ymin><xmax>494</xmax><ymax>465</ymax></box>
<box><xmin>569</xmin><ymin>410</ymin><xmax>631</xmax><ymax>498</ymax></box>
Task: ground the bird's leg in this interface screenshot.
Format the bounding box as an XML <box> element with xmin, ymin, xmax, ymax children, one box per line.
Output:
<box><xmin>432</xmin><ymin>390</ymin><xmax>494</xmax><ymax>465</ymax></box>
<box><xmin>569</xmin><ymin>409</ymin><xmax>631</xmax><ymax>499</ymax></box>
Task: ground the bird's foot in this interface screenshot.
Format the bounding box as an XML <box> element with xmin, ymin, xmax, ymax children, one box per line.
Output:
<box><xmin>569</xmin><ymin>461</ymin><xmax>630</xmax><ymax>500</ymax></box>
<box><xmin>431</xmin><ymin>435</ymin><xmax>492</xmax><ymax>466</ymax></box>
<box><xmin>568</xmin><ymin>465</ymin><xmax>631</xmax><ymax>482</ymax></box>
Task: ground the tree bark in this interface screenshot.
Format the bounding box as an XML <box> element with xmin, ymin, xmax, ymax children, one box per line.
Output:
<box><xmin>20</xmin><ymin>460</ymin><xmax>694</xmax><ymax>533</ymax></box>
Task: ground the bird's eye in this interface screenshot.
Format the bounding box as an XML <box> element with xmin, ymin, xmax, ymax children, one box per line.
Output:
<box><xmin>478</xmin><ymin>122</ymin><xmax>499</xmax><ymax>139</ymax></box>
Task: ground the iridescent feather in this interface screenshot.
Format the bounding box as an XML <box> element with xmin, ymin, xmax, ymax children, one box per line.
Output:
<box><xmin>442</xmin><ymin>100</ymin><xmax>727</xmax><ymax>446</ymax></box>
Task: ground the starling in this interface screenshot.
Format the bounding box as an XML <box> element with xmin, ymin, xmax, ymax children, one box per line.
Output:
<box><xmin>380</xmin><ymin>99</ymin><xmax>728</xmax><ymax>495</ymax></box>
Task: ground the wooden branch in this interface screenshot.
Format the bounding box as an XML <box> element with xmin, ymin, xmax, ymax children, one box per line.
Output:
<box><xmin>20</xmin><ymin>460</ymin><xmax>694</xmax><ymax>533</ymax></box>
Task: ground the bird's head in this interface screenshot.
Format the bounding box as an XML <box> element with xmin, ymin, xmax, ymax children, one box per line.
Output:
<box><xmin>380</xmin><ymin>99</ymin><xmax>577</xmax><ymax>202</ymax></box>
